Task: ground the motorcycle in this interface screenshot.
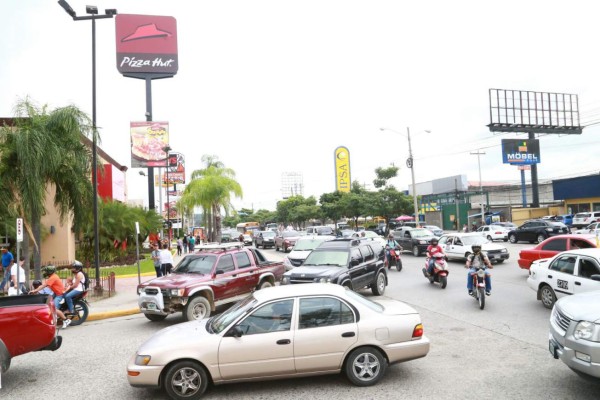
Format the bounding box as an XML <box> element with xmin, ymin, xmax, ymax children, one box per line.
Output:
<box><xmin>421</xmin><ymin>253</ymin><xmax>449</xmax><ymax>289</ymax></box>
<box><xmin>58</xmin><ymin>290</ymin><xmax>90</xmax><ymax>326</ymax></box>
<box><xmin>385</xmin><ymin>245</ymin><xmax>403</xmax><ymax>271</ymax></box>
<box><xmin>469</xmin><ymin>266</ymin><xmax>487</xmax><ymax>310</ymax></box>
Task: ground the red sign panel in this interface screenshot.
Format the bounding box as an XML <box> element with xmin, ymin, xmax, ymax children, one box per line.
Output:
<box><xmin>163</xmin><ymin>152</ymin><xmax>185</xmax><ymax>184</ymax></box>
<box><xmin>115</xmin><ymin>14</ymin><xmax>178</xmax><ymax>75</ymax></box>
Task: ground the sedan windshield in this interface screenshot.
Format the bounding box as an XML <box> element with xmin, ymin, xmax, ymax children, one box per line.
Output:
<box><xmin>461</xmin><ymin>236</ymin><xmax>489</xmax><ymax>245</ymax></box>
<box><xmin>210</xmin><ymin>295</ymin><xmax>257</xmax><ymax>334</ymax></box>
<box><xmin>303</xmin><ymin>250</ymin><xmax>349</xmax><ymax>267</ymax></box>
<box><xmin>411</xmin><ymin>229</ymin><xmax>434</xmax><ymax>238</ymax></box>
<box><xmin>294</xmin><ymin>238</ymin><xmax>330</xmax><ymax>251</ymax></box>
<box><xmin>173</xmin><ymin>255</ymin><xmax>216</xmax><ymax>274</ymax></box>
<box><xmin>261</xmin><ymin>231</ymin><xmax>276</xmax><ymax>238</ymax></box>
<box><xmin>282</xmin><ymin>231</ymin><xmax>298</xmax><ymax>238</ymax></box>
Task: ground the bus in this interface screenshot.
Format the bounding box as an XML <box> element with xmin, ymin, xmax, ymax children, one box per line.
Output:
<box><xmin>236</xmin><ymin>222</ymin><xmax>260</xmax><ymax>235</ymax></box>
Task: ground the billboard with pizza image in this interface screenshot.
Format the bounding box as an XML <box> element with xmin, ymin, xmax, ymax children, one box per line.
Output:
<box><xmin>130</xmin><ymin>121</ymin><xmax>169</xmax><ymax>167</ymax></box>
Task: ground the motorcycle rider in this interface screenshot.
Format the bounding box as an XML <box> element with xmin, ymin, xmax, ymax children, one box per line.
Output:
<box><xmin>63</xmin><ymin>261</ymin><xmax>86</xmax><ymax>317</ymax></box>
<box><xmin>425</xmin><ymin>238</ymin><xmax>445</xmax><ymax>276</ymax></box>
<box><xmin>385</xmin><ymin>233</ymin><xmax>402</xmax><ymax>268</ymax></box>
<box><xmin>29</xmin><ymin>265</ymin><xmax>70</xmax><ymax>328</ymax></box>
<box><xmin>465</xmin><ymin>244</ymin><xmax>493</xmax><ymax>296</ymax></box>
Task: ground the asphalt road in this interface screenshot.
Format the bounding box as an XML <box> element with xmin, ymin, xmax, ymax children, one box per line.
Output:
<box><xmin>2</xmin><ymin>240</ymin><xmax>599</xmax><ymax>399</ymax></box>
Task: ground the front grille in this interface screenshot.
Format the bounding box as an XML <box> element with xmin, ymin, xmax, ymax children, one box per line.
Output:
<box><xmin>144</xmin><ymin>288</ymin><xmax>159</xmax><ymax>295</ymax></box>
<box><xmin>290</xmin><ymin>277</ymin><xmax>314</xmax><ymax>284</ymax></box>
<box><xmin>553</xmin><ymin>307</ymin><xmax>572</xmax><ymax>334</ymax></box>
<box><xmin>486</xmin><ymin>250</ymin><xmax>502</xmax><ymax>255</ymax></box>
<box><xmin>289</xmin><ymin>258</ymin><xmax>303</xmax><ymax>267</ymax></box>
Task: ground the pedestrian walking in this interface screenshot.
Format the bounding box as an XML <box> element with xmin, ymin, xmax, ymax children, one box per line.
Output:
<box><xmin>182</xmin><ymin>235</ymin><xmax>188</xmax><ymax>254</ymax></box>
<box><xmin>0</xmin><ymin>246</ymin><xmax>14</xmax><ymax>294</ymax></box>
<box><xmin>188</xmin><ymin>235</ymin><xmax>195</xmax><ymax>253</ymax></box>
<box><xmin>176</xmin><ymin>237</ymin><xmax>183</xmax><ymax>256</ymax></box>
<box><xmin>160</xmin><ymin>243</ymin><xmax>174</xmax><ymax>275</ymax></box>
<box><xmin>10</xmin><ymin>256</ymin><xmax>27</xmax><ymax>295</ymax></box>
<box><xmin>151</xmin><ymin>244</ymin><xmax>162</xmax><ymax>277</ymax></box>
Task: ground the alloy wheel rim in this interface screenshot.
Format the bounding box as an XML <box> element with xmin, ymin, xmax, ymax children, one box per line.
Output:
<box><xmin>352</xmin><ymin>353</ymin><xmax>380</xmax><ymax>381</ymax></box>
<box><xmin>193</xmin><ymin>303</ymin><xmax>207</xmax><ymax>319</ymax></box>
<box><xmin>377</xmin><ymin>274</ymin><xmax>385</xmax><ymax>292</ymax></box>
<box><xmin>541</xmin><ymin>288</ymin><xmax>553</xmax><ymax>306</ymax></box>
<box><xmin>172</xmin><ymin>367</ymin><xmax>201</xmax><ymax>396</ymax></box>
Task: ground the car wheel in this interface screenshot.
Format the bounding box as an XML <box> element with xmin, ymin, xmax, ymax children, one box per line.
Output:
<box><xmin>164</xmin><ymin>360</ymin><xmax>209</xmax><ymax>400</ymax></box>
<box><xmin>486</xmin><ymin>235</ymin><xmax>493</xmax><ymax>241</ymax></box>
<box><xmin>412</xmin><ymin>245</ymin><xmax>420</xmax><ymax>257</ymax></box>
<box><xmin>342</xmin><ymin>281</ymin><xmax>353</xmax><ymax>290</ymax></box>
<box><xmin>183</xmin><ymin>296</ymin><xmax>211</xmax><ymax>321</ymax></box>
<box><xmin>144</xmin><ymin>313</ymin><xmax>167</xmax><ymax>322</ymax></box>
<box><xmin>509</xmin><ymin>234</ymin><xmax>517</xmax><ymax>244</ymax></box>
<box><xmin>258</xmin><ymin>280</ymin><xmax>273</xmax><ymax>290</ymax></box>
<box><xmin>536</xmin><ymin>234</ymin><xmax>546</xmax><ymax>244</ymax></box>
<box><xmin>495</xmin><ymin>260</ymin><xmax>504</xmax><ymax>264</ymax></box>
<box><xmin>371</xmin><ymin>272</ymin><xmax>386</xmax><ymax>296</ymax></box>
<box><xmin>540</xmin><ymin>285</ymin><xmax>557</xmax><ymax>309</ymax></box>
<box><xmin>344</xmin><ymin>347</ymin><xmax>387</xmax><ymax>387</ymax></box>
<box><xmin>503</xmin><ymin>238</ymin><xmax>508</xmax><ymax>242</ymax></box>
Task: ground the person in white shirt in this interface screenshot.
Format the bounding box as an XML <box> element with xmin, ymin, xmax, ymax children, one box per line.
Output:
<box><xmin>10</xmin><ymin>257</ymin><xmax>27</xmax><ymax>295</ymax></box>
<box><xmin>160</xmin><ymin>243</ymin><xmax>174</xmax><ymax>275</ymax></box>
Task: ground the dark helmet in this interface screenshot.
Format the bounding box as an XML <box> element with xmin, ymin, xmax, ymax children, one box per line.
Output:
<box><xmin>430</xmin><ymin>238</ymin><xmax>439</xmax><ymax>245</ymax></box>
<box><xmin>71</xmin><ymin>260</ymin><xmax>84</xmax><ymax>271</ymax></box>
<box><xmin>42</xmin><ymin>265</ymin><xmax>56</xmax><ymax>278</ymax></box>
<box><xmin>32</xmin><ymin>279</ymin><xmax>43</xmax><ymax>289</ymax></box>
<box><xmin>471</xmin><ymin>244</ymin><xmax>482</xmax><ymax>253</ymax></box>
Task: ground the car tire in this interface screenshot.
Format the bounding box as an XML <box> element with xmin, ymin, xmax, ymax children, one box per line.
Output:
<box><xmin>342</xmin><ymin>281</ymin><xmax>353</xmax><ymax>290</ymax></box>
<box><xmin>344</xmin><ymin>346</ymin><xmax>387</xmax><ymax>387</ymax></box>
<box><xmin>164</xmin><ymin>360</ymin><xmax>209</xmax><ymax>400</ymax></box>
<box><xmin>495</xmin><ymin>260</ymin><xmax>504</xmax><ymax>264</ymax></box>
<box><xmin>371</xmin><ymin>272</ymin><xmax>386</xmax><ymax>296</ymax></box>
<box><xmin>258</xmin><ymin>280</ymin><xmax>273</xmax><ymax>290</ymax></box>
<box><xmin>183</xmin><ymin>296</ymin><xmax>211</xmax><ymax>321</ymax></box>
<box><xmin>412</xmin><ymin>245</ymin><xmax>420</xmax><ymax>257</ymax></box>
<box><xmin>509</xmin><ymin>234</ymin><xmax>517</xmax><ymax>244</ymax></box>
<box><xmin>536</xmin><ymin>234</ymin><xmax>546</xmax><ymax>244</ymax></box>
<box><xmin>487</xmin><ymin>235</ymin><xmax>493</xmax><ymax>241</ymax></box>
<box><xmin>503</xmin><ymin>238</ymin><xmax>508</xmax><ymax>242</ymax></box>
<box><xmin>540</xmin><ymin>285</ymin><xmax>557</xmax><ymax>309</ymax></box>
<box><xmin>144</xmin><ymin>313</ymin><xmax>167</xmax><ymax>322</ymax></box>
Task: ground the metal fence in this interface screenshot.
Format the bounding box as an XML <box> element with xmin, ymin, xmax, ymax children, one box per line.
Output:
<box><xmin>27</xmin><ymin>266</ymin><xmax>116</xmax><ymax>299</ymax></box>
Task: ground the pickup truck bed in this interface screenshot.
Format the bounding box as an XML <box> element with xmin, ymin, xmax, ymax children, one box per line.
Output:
<box><xmin>0</xmin><ymin>294</ymin><xmax>62</xmax><ymax>373</ymax></box>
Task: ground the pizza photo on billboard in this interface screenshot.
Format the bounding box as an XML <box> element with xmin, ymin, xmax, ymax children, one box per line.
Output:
<box><xmin>130</xmin><ymin>122</ymin><xmax>169</xmax><ymax>167</ymax></box>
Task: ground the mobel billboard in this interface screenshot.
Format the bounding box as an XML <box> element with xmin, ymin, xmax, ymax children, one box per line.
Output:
<box><xmin>115</xmin><ymin>14</ymin><xmax>178</xmax><ymax>76</ymax></box>
<box><xmin>334</xmin><ymin>146</ymin><xmax>351</xmax><ymax>193</ymax></box>
<box><xmin>501</xmin><ymin>139</ymin><xmax>540</xmax><ymax>165</ymax></box>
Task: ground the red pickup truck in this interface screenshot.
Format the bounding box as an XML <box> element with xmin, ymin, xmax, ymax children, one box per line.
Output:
<box><xmin>137</xmin><ymin>243</ymin><xmax>285</xmax><ymax>321</ymax></box>
<box><xmin>0</xmin><ymin>294</ymin><xmax>62</xmax><ymax>373</ymax></box>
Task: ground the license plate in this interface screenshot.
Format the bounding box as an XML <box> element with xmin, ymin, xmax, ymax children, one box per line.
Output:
<box><xmin>146</xmin><ymin>302</ymin><xmax>157</xmax><ymax>310</ymax></box>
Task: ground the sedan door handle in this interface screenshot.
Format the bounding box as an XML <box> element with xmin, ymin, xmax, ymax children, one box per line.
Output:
<box><xmin>341</xmin><ymin>332</ymin><xmax>356</xmax><ymax>338</ymax></box>
<box><xmin>276</xmin><ymin>339</ymin><xmax>291</xmax><ymax>345</ymax></box>
<box><xmin>548</xmin><ymin>275</ymin><xmax>553</xmax><ymax>279</ymax></box>
<box><xmin>575</xmin><ymin>281</ymin><xmax>581</xmax><ymax>286</ymax></box>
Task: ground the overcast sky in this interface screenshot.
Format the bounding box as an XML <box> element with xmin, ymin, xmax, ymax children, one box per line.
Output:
<box><xmin>2</xmin><ymin>0</ymin><xmax>600</xmax><ymax>212</ymax></box>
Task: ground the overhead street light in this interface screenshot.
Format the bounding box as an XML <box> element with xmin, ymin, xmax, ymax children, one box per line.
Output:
<box><xmin>58</xmin><ymin>1</ymin><xmax>117</xmax><ymax>293</ymax></box>
<box><xmin>380</xmin><ymin>127</ymin><xmax>431</xmax><ymax>228</ymax></box>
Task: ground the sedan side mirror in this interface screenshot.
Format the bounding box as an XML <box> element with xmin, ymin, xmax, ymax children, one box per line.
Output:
<box><xmin>225</xmin><ymin>325</ymin><xmax>244</xmax><ymax>338</ymax></box>
<box><xmin>591</xmin><ymin>274</ymin><xmax>600</xmax><ymax>282</ymax></box>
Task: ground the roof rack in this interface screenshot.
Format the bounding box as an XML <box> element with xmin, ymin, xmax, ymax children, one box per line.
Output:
<box><xmin>196</xmin><ymin>242</ymin><xmax>245</xmax><ymax>252</ymax></box>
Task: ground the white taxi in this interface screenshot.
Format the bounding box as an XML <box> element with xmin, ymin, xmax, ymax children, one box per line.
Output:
<box><xmin>476</xmin><ymin>225</ymin><xmax>509</xmax><ymax>242</ymax></box>
<box><xmin>527</xmin><ymin>248</ymin><xmax>600</xmax><ymax>309</ymax></box>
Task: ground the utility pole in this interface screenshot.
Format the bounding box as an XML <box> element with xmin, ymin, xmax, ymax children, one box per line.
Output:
<box><xmin>471</xmin><ymin>150</ymin><xmax>486</xmax><ymax>226</ymax></box>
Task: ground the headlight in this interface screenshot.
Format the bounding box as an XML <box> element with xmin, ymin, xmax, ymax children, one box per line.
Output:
<box><xmin>314</xmin><ymin>277</ymin><xmax>330</xmax><ymax>283</ymax></box>
<box><xmin>283</xmin><ymin>257</ymin><xmax>292</xmax><ymax>268</ymax></box>
<box><xmin>281</xmin><ymin>276</ymin><xmax>290</xmax><ymax>285</ymax></box>
<box><xmin>419</xmin><ymin>240</ymin><xmax>427</xmax><ymax>244</ymax></box>
<box><xmin>574</xmin><ymin>321</ymin><xmax>600</xmax><ymax>341</ymax></box>
<box><xmin>135</xmin><ymin>355</ymin><xmax>152</xmax><ymax>365</ymax></box>
<box><xmin>137</xmin><ymin>287</ymin><xmax>143</xmax><ymax>295</ymax></box>
<box><xmin>501</xmin><ymin>248</ymin><xmax>508</xmax><ymax>253</ymax></box>
<box><xmin>546</xmin><ymin>228</ymin><xmax>553</xmax><ymax>232</ymax></box>
<box><xmin>169</xmin><ymin>288</ymin><xmax>184</xmax><ymax>296</ymax></box>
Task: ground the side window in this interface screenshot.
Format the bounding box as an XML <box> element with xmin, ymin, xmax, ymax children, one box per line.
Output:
<box><xmin>350</xmin><ymin>248</ymin><xmax>363</xmax><ymax>266</ymax></box>
<box><xmin>238</xmin><ymin>300</ymin><xmax>293</xmax><ymax>335</ymax></box>
<box><xmin>235</xmin><ymin>252</ymin><xmax>252</xmax><ymax>269</ymax></box>
<box><xmin>252</xmin><ymin>249</ymin><xmax>267</xmax><ymax>263</ymax></box>
<box><xmin>299</xmin><ymin>297</ymin><xmax>355</xmax><ymax>329</ymax></box>
<box><xmin>571</xmin><ymin>239</ymin><xmax>595</xmax><ymax>250</ymax></box>
<box><xmin>216</xmin><ymin>254</ymin><xmax>235</xmax><ymax>273</ymax></box>
<box><xmin>541</xmin><ymin>238</ymin><xmax>567</xmax><ymax>251</ymax></box>
<box><xmin>522</xmin><ymin>223</ymin><xmax>532</xmax><ymax>229</ymax></box>
<box><xmin>360</xmin><ymin>246</ymin><xmax>374</xmax><ymax>262</ymax></box>
<box><xmin>438</xmin><ymin>236</ymin><xmax>448</xmax><ymax>245</ymax></box>
<box><xmin>577</xmin><ymin>257</ymin><xmax>600</xmax><ymax>279</ymax></box>
<box><xmin>549</xmin><ymin>255</ymin><xmax>576</xmax><ymax>275</ymax></box>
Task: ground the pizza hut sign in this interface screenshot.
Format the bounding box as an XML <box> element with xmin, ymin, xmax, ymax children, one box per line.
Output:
<box><xmin>115</xmin><ymin>14</ymin><xmax>178</xmax><ymax>76</ymax></box>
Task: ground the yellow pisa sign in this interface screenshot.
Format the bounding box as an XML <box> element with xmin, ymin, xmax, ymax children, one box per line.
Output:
<box><xmin>334</xmin><ymin>146</ymin><xmax>351</xmax><ymax>193</ymax></box>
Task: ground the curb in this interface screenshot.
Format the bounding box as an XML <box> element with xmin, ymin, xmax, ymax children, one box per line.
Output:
<box><xmin>87</xmin><ymin>307</ymin><xmax>140</xmax><ymax>322</ymax></box>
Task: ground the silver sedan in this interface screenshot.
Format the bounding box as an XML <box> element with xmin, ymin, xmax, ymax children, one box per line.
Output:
<box><xmin>127</xmin><ymin>284</ymin><xmax>430</xmax><ymax>400</ymax></box>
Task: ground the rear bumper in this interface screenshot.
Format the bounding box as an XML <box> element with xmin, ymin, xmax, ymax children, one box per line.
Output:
<box><xmin>385</xmin><ymin>336</ymin><xmax>430</xmax><ymax>364</ymax></box>
<box><xmin>518</xmin><ymin>259</ymin><xmax>532</xmax><ymax>269</ymax></box>
<box><xmin>40</xmin><ymin>335</ymin><xmax>62</xmax><ymax>352</ymax></box>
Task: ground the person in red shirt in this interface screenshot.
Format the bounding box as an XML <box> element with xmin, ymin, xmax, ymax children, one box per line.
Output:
<box><xmin>30</xmin><ymin>265</ymin><xmax>70</xmax><ymax>328</ymax></box>
<box><xmin>425</xmin><ymin>238</ymin><xmax>445</xmax><ymax>276</ymax></box>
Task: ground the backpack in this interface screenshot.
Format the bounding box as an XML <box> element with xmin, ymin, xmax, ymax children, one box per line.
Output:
<box><xmin>81</xmin><ymin>271</ymin><xmax>90</xmax><ymax>291</ymax></box>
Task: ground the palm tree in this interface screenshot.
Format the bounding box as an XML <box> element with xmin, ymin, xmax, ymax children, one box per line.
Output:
<box><xmin>182</xmin><ymin>157</ymin><xmax>242</xmax><ymax>242</ymax></box>
<box><xmin>0</xmin><ymin>98</ymin><xmax>94</xmax><ymax>278</ymax></box>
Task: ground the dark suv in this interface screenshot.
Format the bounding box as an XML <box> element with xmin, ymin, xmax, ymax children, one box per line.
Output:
<box><xmin>280</xmin><ymin>238</ymin><xmax>388</xmax><ymax>295</ymax></box>
<box><xmin>508</xmin><ymin>219</ymin><xmax>570</xmax><ymax>244</ymax></box>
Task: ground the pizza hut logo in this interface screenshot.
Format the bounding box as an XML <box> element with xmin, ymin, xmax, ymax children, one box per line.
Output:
<box><xmin>115</xmin><ymin>14</ymin><xmax>178</xmax><ymax>76</ymax></box>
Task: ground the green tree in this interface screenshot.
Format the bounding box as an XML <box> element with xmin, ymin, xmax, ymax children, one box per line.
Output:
<box><xmin>0</xmin><ymin>99</ymin><xmax>94</xmax><ymax>278</ymax></box>
<box><xmin>373</xmin><ymin>165</ymin><xmax>399</xmax><ymax>189</ymax></box>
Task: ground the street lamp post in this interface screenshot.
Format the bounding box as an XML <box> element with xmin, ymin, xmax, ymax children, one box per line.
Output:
<box><xmin>471</xmin><ymin>150</ymin><xmax>486</xmax><ymax>227</ymax></box>
<box><xmin>380</xmin><ymin>127</ymin><xmax>428</xmax><ymax>227</ymax></box>
<box><xmin>163</xmin><ymin>146</ymin><xmax>172</xmax><ymax>243</ymax></box>
<box><xmin>58</xmin><ymin>1</ymin><xmax>116</xmax><ymax>293</ymax></box>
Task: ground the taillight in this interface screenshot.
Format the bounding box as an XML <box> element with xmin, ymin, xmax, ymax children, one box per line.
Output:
<box><xmin>495</xmin><ymin>231</ymin><xmax>502</xmax><ymax>234</ymax></box>
<box><xmin>412</xmin><ymin>323</ymin><xmax>424</xmax><ymax>339</ymax></box>
<box><xmin>34</xmin><ymin>307</ymin><xmax>54</xmax><ymax>325</ymax></box>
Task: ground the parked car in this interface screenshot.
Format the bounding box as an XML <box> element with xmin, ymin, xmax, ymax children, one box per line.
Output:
<box><xmin>490</xmin><ymin>221</ymin><xmax>517</xmax><ymax>229</ymax></box>
<box><xmin>423</xmin><ymin>225</ymin><xmax>443</xmax><ymax>236</ymax></box>
<box><xmin>438</xmin><ymin>233</ymin><xmax>509</xmax><ymax>263</ymax></box>
<box><xmin>282</xmin><ymin>235</ymin><xmax>336</xmax><ymax>270</ymax></box>
<box><xmin>527</xmin><ymin>248</ymin><xmax>600</xmax><ymax>309</ymax></box>
<box><xmin>275</xmin><ymin>231</ymin><xmax>301</xmax><ymax>252</ymax></box>
<box><xmin>127</xmin><ymin>284</ymin><xmax>430</xmax><ymax>399</ymax></box>
<box><xmin>137</xmin><ymin>243</ymin><xmax>285</xmax><ymax>321</ymax></box>
<box><xmin>339</xmin><ymin>229</ymin><xmax>355</xmax><ymax>238</ymax></box>
<box><xmin>577</xmin><ymin>222</ymin><xmax>600</xmax><ymax>235</ymax></box>
<box><xmin>549</xmin><ymin>290</ymin><xmax>600</xmax><ymax>381</ymax></box>
<box><xmin>351</xmin><ymin>230</ymin><xmax>386</xmax><ymax>246</ymax></box>
<box><xmin>0</xmin><ymin>294</ymin><xmax>62</xmax><ymax>373</ymax></box>
<box><xmin>254</xmin><ymin>230</ymin><xmax>276</xmax><ymax>249</ymax></box>
<box><xmin>281</xmin><ymin>238</ymin><xmax>388</xmax><ymax>295</ymax></box>
<box><xmin>476</xmin><ymin>225</ymin><xmax>509</xmax><ymax>242</ymax></box>
<box><xmin>242</xmin><ymin>234</ymin><xmax>253</xmax><ymax>246</ymax></box>
<box><xmin>572</xmin><ymin>211</ymin><xmax>600</xmax><ymax>229</ymax></box>
<box><xmin>517</xmin><ymin>234</ymin><xmax>597</xmax><ymax>270</ymax></box>
<box><xmin>508</xmin><ymin>219</ymin><xmax>570</xmax><ymax>244</ymax></box>
<box><xmin>305</xmin><ymin>226</ymin><xmax>335</xmax><ymax>236</ymax></box>
<box><xmin>393</xmin><ymin>228</ymin><xmax>436</xmax><ymax>256</ymax></box>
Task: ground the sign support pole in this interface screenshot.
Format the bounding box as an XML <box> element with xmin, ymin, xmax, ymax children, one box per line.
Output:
<box><xmin>529</xmin><ymin>132</ymin><xmax>539</xmax><ymax>207</ymax></box>
<box><xmin>520</xmin><ymin>169</ymin><xmax>527</xmax><ymax>207</ymax></box>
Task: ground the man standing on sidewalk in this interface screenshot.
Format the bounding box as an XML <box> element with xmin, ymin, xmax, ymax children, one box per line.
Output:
<box><xmin>0</xmin><ymin>246</ymin><xmax>14</xmax><ymax>294</ymax></box>
<box><xmin>160</xmin><ymin>243</ymin><xmax>174</xmax><ymax>275</ymax></box>
<box><xmin>151</xmin><ymin>244</ymin><xmax>162</xmax><ymax>277</ymax></box>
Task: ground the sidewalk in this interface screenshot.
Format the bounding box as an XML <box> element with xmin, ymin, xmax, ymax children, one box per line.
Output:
<box><xmin>87</xmin><ymin>252</ymin><xmax>185</xmax><ymax>321</ymax></box>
